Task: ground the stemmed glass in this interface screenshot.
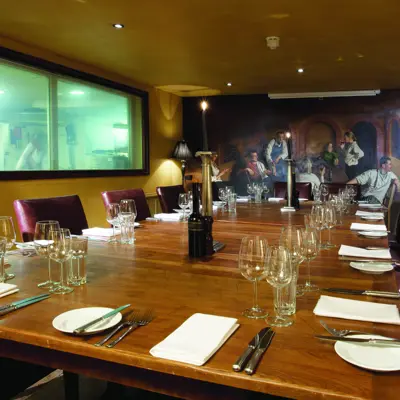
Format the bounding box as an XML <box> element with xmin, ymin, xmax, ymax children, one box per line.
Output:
<box><xmin>346</xmin><ymin>185</ymin><xmax>357</xmax><ymax>203</ymax></box>
<box><xmin>178</xmin><ymin>193</ymin><xmax>189</xmax><ymax>220</ymax></box>
<box><xmin>106</xmin><ymin>203</ymin><xmax>120</xmax><ymax>243</ymax></box>
<box><xmin>311</xmin><ymin>204</ymin><xmax>327</xmax><ymax>249</ymax></box>
<box><xmin>238</xmin><ymin>236</ymin><xmax>270</xmax><ymax>319</ymax></box>
<box><xmin>313</xmin><ymin>186</ymin><xmax>322</xmax><ymax>203</ymax></box>
<box><xmin>324</xmin><ymin>204</ymin><xmax>337</xmax><ymax>248</ymax></box>
<box><xmin>298</xmin><ymin>228</ymin><xmax>319</xmax><ymax>292</ymax></box>
<box><xmin>247</xmin><ymin>184</ymin><xmax>255</xmax><ymax>201</ymax></box>
<box><xmin>48</xmin><ymin>228</ymin><xmax>73</xmax><ymax>294</ymax></box>
<box><xmin>0</xmin><ymin>216</ymin><xmax>17</xmax><ymax>280</ymax></box>
<box><xmin>280</xmin><ymin>226</ymin><xmax>305</xmax><ymax>298</ymax></box>
<box><xmin>34</xmin><ymin>220</ymin><xmax>61</xmax><ymax>288</ymax></box>
<box><xmin>266</xmin><ymin>246</ymin><xmax>293</xmax><ymax>327</ymax></box>
<box><xmin>0</xmin><ymin>237</ymin><xmax>7</xmax><ymax>283</ymax></box>
<box><xmin>218</xmin><ymin>188</ymin><xmax>227</xmax><ymax>205</ymax></box>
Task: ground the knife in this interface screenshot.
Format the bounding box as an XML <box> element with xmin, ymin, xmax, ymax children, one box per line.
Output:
<box><xmin>339</xmin><ymin>257</ymin><xmax>396</xmax><ymax>263</ymax></box>
<box><xmin>315</xmin><ymin>335</ymin><xmax>400</xmax><ymax>346</ymax></box>
<box><xmin>73</xmin><ymin>304</ymin><xmax>131</xmax><ymax>334</ymax></box>
<box><xmin>0</xmin><ymin>294</ymin><xmax>50</xmax><ymax>316</ymax></box>
<box><xmin>0</xmin><ymin>294</ymin><xmax>50</xmax><ymax>312</ymax></box>
<box><xmin>322</xmin><ymin>288</ymin><xmax>400</xmax><ymax>299</ymax></box>
<box><xmin>232</xmin><ymin>327</ymin><xmax>270</xmax><ymax>372</ymax></box>
<box><xmin>244</xmin><ymin>330</ymin><xmax>275</xmax><ymax>375</ymax></box>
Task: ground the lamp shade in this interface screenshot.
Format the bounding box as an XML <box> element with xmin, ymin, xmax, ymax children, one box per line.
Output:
<box><xmin>172</xmin><ymin>140</ymin><xmax>192</xmax><ymax>161</ymax></box>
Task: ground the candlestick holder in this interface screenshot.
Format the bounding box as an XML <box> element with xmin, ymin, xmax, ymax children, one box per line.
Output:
<box><xmin>281</xmin><ymin>159</ymin><xmax>296</xmax><ymax>212</ymax></box>
<box><xmin>195</xmin><ymin>151</ymin><xmax>214</xmax><ymax>255</ymax></box>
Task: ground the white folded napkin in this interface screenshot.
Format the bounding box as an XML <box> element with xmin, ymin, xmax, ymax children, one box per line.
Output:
<box><xmin>355</xmin><ymin>210</ymin><xmax>384</xmax><ymax>217</ymax></box>
<box><xmin>338</xmin><ymin>245</ymin><xmax>391</xmax><ymax>259</ymax></box>
<box><xmin>314</xmin><ymin>295</ymin><xmax>400</xmax><ymax>325</ymax></box>
<box><xmin>153</xmin><ymin>213</ymin><xmax>182</xmax><ymax>222</ymax></box>
<box><xmin>150</xmin><ymin>313</ymin><xmax>239</xmax><ymax>366</ymax></box>
<box><xmin>236</xmin><ymin>197</ymin><xmax>249</xmax><ymax>203</ymax></box>
<box><xmin>82</xmin><ymin>227</ymin><xmax>122</xmax><ymax>238</ymax></box>
<box><xmin>268</xmin><ymin>197</ymin><xmax>284</xmax><ymax>202</ymax></box>
<box><xmin>350</xmin><ymin>223</ymin><xmax>387</xmax><ymax>232</ymax></box>
<box><xmin>0</xmin><ymin>283</ymin><xmax>19</xmax><ymax>298</ymax></box>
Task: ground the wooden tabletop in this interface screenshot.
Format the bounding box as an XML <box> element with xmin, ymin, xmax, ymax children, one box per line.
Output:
<box><xmin>0</xmin><ymin>203</ymin><xmax>399</xmax><ymax>400</ymax></box>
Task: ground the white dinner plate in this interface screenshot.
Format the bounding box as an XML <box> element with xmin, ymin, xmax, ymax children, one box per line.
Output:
<box><xmin>358</xmin><ymin>231</ymin><xmax>388</xmax><ymax>238</ymax></box>
<box><xmin>335</xmin><ymin>334</ymin><xmax>400</xmax><ymax>371</ymax></box>
<box><xmin>350</xmin><ymin>262</ymin><xmax>393</xmax><ymax>274</ymax></box>
<box><xmin>173</xmin><ymin>209</ymin><xmax>184</xmax><ymax>213</ymax></box>
<box><xmin>52</xmin><ymin>307</ymin><xmax>122</xmax><ymax>335</ymax></box>
<box><xmin>361</xmin><ymin>215</ymin><xmax>384</xmax><ymax>221</ymax></box>
<box><xmin>358</xmin><ymin>204</ymin><xmax>382</xmax><ymax>209</ymax></box>
<box><xmin>213</xmin><ymin>201</ymin><xmax>225</xmax><ymax>206</ymax></box>
<box><xmin>16</xmin><ymin>241</ymin><xmax>35</xmax><ymax>250</ymax></box>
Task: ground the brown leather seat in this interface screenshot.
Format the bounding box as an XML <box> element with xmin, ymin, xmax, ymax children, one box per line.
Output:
<box><xmin>274</xmin><ymin>182</ymin><xmax>312</xmax><ymax>200</ymax></box>
<box><xmin>13</xmin><ymin>195</ymin><xmax>88</xmax><ymax>242</ymax></box>
<box><xmin>101</xmin><ymin>188</ymin><xmax>151</xmax><ymax>221</ymax></box>
<box><xmin>156</xmin><ymin>185</ymin><xmax>185</xmax><ymax>213</ymax></box>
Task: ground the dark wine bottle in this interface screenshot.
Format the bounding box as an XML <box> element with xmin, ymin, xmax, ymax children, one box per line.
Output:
<box><xmin>188</xmin><ymin>183</ymin><xmax>205</xmax><ymax>257</ymax></box>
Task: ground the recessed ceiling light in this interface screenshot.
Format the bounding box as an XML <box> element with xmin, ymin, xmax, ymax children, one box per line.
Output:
<box><xmin>226</xmin><ymin>82</ymin><xmax>232</xmax><ymax>86</ymax></box>
<box><xmin>0</xmin><ymin>90</ymin><xmax>4</xmax><ymax>94</ymax></box>
<box><xmin>69</xmin><ymin>90</ymin><xmax>85</xmax><ymax>95</ymax></box>
<box><xmin>112</xmin><ymin>23</ymin><xmax>124</xmax><ymax>29</ymax></box>
<box><xmin>297</xmin><ymin>68</ymin><xmax>304</xmax><ymax>73</ymax></box>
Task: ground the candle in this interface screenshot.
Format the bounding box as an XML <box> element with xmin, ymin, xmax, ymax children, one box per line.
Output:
<box><xmin>285</xmin><ymin>131</ymin><xmax>292</xmax><ymax>159</ymax></box>
<box><xmin>201</xmin><ymin>101</ymin><xmax>208</xmax><ymax>151</ymax></box>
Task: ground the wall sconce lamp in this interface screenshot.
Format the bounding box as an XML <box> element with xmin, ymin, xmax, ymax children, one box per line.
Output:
<box><xmin>172</xmin><ymin>140</ymin><xmax>193</xmax><ymax>184</ymax></box>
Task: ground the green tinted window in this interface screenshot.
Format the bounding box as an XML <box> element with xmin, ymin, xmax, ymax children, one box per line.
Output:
<box><xmin>0</xmin><ymin>59</ymin><xmax>145</xmax><ymax>175</ymax></box>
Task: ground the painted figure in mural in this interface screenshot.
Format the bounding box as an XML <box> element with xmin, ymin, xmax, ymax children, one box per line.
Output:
<box><xmin>246</xmin><ymin>150</ymin><xmax>272</xmax><ymax>181</ymax></box>
<box><xmin>211</xmin><ymin>154</ymin><xmax>231</xmax><ymax>182</ymax></box>
<box><xmin>322</xmin><ymin>142</ymin><xmax>339</xmax><ymax>167</ymax></box>
<box><xmin>340</xmin><ymin>131</ymin><xmax>364</xmax><ymax>180</ymax></box>
<box><xmin>296</xmin><ymin>157</ymin><xmax>322</xmax><ymax>192</ymax></box>
<box><xmin>347</xmin><ymin>156</ymin><xmax>399</xmax><ymax>204</ymax></box>
<box><xmin>16</xmin><ymin>132</ymin><xmax>47</xmax><ymax>171</ymax></box>
<box><xmin>265</xmin><ymin>130</ymin><xmax>288</xmax><ymax>181</ymax></box>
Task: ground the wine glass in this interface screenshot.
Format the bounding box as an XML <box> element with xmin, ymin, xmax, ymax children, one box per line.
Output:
<box><xmin>324</xmin><ymin>204</ymin><xmax>337</xmax><ymax>248</ymax></box>
<box><xmin>298</xmin><ymin>228</ymin><xmax>319</xmax><ymax>292</ymax></box>
<box><xmin>347</xmin><ymin>185</ymin><xmax>357</xmax><ymax>203</ymax></box>
<box><xmin>280</xmin><ymin>226</ymin><xmax>304</xmax><ymax>298</ymax></box>
<box><xmin>311</xmin><ymin>204</ymin><xmax>327</xmax><ymax>249</ymax></box>
<box><xmin>106</xmin><ymin>203</ymin><xmax>120</xmax><ymax>243</ymax></box>
<box><xmin>48</xmin><ymin>228</ymin><xmax>73</xmax><ymax>294</ymax></box>
<box><xmin>178</xmin><ymin>193</ymin><xmax>189</xmax><ymax>220</ymax></box>
<box><xmin>34</xmin><ymin>220</ymin><xmax>61</xmax><ymax>288</ymax></box>
<box><xmin>219</xmin><ymin>188</ymin><xmax>227</xmax><ymax>203</ymax></box>
<box><xmin>313</xmin><ymin>186</ymin><xmax>321</xmax><ymax>203</ymax></box>
<box><xmin>0</xmin><ymin>237</ymin><xmax>7</xmax><ymax>283</ymax></box>
<box><xmin>0</xmin><ymin>216</ymin><xmax>17</xmax><ymax>280</ymax></box>
<box><xmin>266</xmin><ymin>246</ymin><xmax>293</xmax><ymax>327</ymax></box>
<box><xmin>238</xmin><ymin>236</ymin><xmax>270</xmax><ymax>319</ymax></box>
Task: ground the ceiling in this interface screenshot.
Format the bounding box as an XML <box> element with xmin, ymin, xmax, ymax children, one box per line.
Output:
<box><xmin>1</xmin><ymin>0</ymin><xmax>400</xmax><ymax>96</ymax></box>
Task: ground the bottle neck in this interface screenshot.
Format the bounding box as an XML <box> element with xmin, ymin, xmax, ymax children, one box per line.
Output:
<box><xmin>192</xmin><ymin>183</ymin><xmax>201</xmax><ymax>214</ymax></box>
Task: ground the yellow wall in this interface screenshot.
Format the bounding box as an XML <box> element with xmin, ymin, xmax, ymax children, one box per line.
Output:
<box><xmin>0</xmin><ymin>37</ymin><xmax>183</xmax><ymax>238</ymax></box>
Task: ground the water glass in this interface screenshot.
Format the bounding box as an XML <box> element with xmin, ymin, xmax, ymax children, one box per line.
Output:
<box><xmin>0</xmin><ymin>216</ymin><xmax>16</xmax><ymax>280</ymax></box>
<box><xmin>0</xmin><ymin>237</ymin><xmax>6</xmax><ymax>283</ymax></box>
<box><xmin>120</xmin><ymin>212</ymin><xmax>135</xmax><ymax>244</ymax></box>
<box><xmin>254</xmin><ymin>186</ymin><xmax>263</xmax><ymax>203</ymax></box>
<box><xmin>69</xmin><ymin>236</ymin><xmax>88</xmax><ymax>286</ymax></box>
<box><xmin>227</xmin><ymin>193</ymin><xmax>237</xmax><ymax>212</ymax></box>
<box><xmin>178</xmin><ymin>193</ymin><xmax>189</xmax><ymax>220</ymax></box>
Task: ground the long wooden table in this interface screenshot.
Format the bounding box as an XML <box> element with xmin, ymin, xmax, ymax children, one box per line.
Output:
<box><xmin>1</xmin><ymin>203</ymin><xmax>399</xmax><ymax>399</ymax></box>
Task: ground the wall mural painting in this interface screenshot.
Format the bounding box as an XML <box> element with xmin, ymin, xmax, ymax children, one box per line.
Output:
<box><xmin>183</xmin><ymin>93</ymin><xmax>400</xmax><ymax>195</ymax></box>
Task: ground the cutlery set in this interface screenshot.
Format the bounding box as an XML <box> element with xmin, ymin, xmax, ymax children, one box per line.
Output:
<box><xmin>0</xmin><ymin>294</ymin><xmax>50</xmax><ymax>316</ymax></box>
<box><xmin>322</xmin><ymin>288</ymin><xmax>400</xmax><ymax>299</ymax></box>
<box><xmin>233</xmin><ymin>327</ymin><xmax>275</xmax><ymax>375</ymax></box>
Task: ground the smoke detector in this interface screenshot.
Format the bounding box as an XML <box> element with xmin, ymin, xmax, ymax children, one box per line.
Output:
<box><xmin>266</xmin><ymin>36</ymin><xmax>280</xmax><ymax>50</ymax></box>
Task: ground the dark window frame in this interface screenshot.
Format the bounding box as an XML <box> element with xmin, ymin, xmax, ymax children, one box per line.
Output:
<box><xmin>0</xmin><ymin>47</ymin><xmax>150</xmax><ymax>180</ymax></box>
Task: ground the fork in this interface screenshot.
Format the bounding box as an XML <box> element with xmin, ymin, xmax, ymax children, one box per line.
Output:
<box><xmin>105</xmin><ymin>309</ymin><xmax>154</xmax><ymax>348</ymax></box>
<box><xmin>319</xmin><ymin>320</ymin><xmax>397</xmax><ymax>339</ymax></box>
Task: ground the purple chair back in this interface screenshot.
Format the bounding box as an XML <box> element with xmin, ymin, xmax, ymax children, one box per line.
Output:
<box><xmin>101</xmin><ymin>188</ymin><xmax>151</xmax><ymax>221</ymax></box>
<box><xmin>274</xmin><ymin>182</ymin><xmax>312</xmax><ymax>200</ymax></box>
<box><xmin>156</xmin><ymin>185</ymin><xmax>185</xmax><ymax>213</ymax></box>
<box><xmin>13</xmin><ymin>195</ymin><xmax>88</xmax><ymax>242</ymax></box>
